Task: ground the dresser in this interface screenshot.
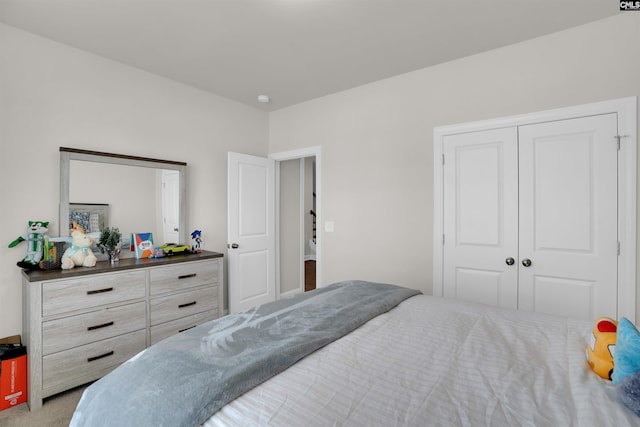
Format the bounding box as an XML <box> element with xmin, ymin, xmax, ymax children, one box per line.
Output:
<box><xmin>22</xmin><ymin>251</ymin><xmax>223</xmax><ymax>410</ymax></box>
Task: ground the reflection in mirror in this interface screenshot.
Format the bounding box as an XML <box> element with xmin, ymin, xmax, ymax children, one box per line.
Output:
<box><xmin>68</xmin><ymin>203</ymin><xmax>109</xmax><ymax>235</ymax></box>
<box><xmin>60</xmin><ymin>147</ymin><xmax>186</xmax><ymax>258</ymax></box>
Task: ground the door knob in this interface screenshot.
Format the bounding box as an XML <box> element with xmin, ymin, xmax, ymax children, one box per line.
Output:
<box><xmin>521</xmin><ymin>258</ymin><xmax>532</xmax><ymax>267</ymax></box>
<box><xmin>505</xmin><ymin>257</ymin><xmax>515</xmax><ymax>266</ymax></box>
<box><xmin>230</xmin><ymin>243</ymin><xmax>239</xmax><ymax>249</ymax></box>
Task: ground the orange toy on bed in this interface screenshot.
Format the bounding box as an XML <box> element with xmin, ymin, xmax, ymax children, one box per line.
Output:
<box><xmin>587</xmin><ymin>317</ymin><xmax>618</xmax><ymax>380</ymax></box>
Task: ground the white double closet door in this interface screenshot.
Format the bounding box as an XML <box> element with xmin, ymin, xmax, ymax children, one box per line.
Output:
<box><xmin>442</xmin><ymin>113</ymin><xmax>618</xmax><ymax>320</ymax></box>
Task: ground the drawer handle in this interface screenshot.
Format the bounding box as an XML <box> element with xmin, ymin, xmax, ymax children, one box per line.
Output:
<box><xmin>178</xmin><ymin>325</ymin><xmax>197</xmax><ymax>333</ymax></box>
<box><xmin>87</xmin><ymin>287</ymin><xmax>114</xmax><ymax>295</ymax></box>
<box><xmin>87</xmin><ymin>321</ymin><xmax>114</xmax><ymax>331</ymax></box>
<box><xmin>178</xmin><ymin>273</ymin><xmax>197</xmax><ymax>280</ymax></box>
<box><xmin>87</xmin><ymin>351</ymin><xmax>114</xmax><ymax>363</ymax></box>
<box><xmin>178</xmin><ymin>301</ymin><xmax>197</xmax><ymax>309</ymax></box>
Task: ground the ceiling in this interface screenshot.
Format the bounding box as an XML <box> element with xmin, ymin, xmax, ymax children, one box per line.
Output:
<box><xmin>0</xmin><ymin>1</ymin><xmax>618</xmax><ymax>111</ymax></box>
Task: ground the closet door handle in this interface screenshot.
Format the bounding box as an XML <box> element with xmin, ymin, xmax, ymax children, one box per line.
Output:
<box><xmin>505</xmin><ymin>257</ymin><xmax>515</xmax><ymax>266</ymax></box>
<box><xmin>521</xmin><ymin>258</ymin><xmax>532</xmax><ymax>267</ymax></box>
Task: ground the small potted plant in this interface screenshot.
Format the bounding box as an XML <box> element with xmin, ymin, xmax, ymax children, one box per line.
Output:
<box><xmin>98</xmin><ymin>227</ymin><xmax>122</xmax><ymax>263</ymax></box>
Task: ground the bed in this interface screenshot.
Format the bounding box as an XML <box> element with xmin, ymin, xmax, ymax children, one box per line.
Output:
<box><xmin>70</xmin><ymin>280</ymin><xmax>639</xmax><ymax>426</ymax></box>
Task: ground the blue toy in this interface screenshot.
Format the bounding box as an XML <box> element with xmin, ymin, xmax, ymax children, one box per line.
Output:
<box><xmin>191</xmin><ymin>229</ymin><xmax>203</xmax><ymax>253</ymax></box>
<box><xmin>613</xmin><ymin>318</ymin><xmax>640</xmax><ymax>384</ymax></box>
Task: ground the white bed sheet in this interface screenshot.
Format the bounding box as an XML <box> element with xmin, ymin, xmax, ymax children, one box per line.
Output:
<box><xmin>205</xmin><ymin>295</ymin><xmax>638</xmax><ymax>426</ymax></box>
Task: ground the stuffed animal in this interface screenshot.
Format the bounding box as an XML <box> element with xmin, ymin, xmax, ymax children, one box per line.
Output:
<box><xmin>61</xmin><ymin>228</ymin><xmax>98</xmax><ymax>269</ymax></box>
<box><xmin>614</xmin><ymin>318</ymin><xmax>640</xmax><ymax>417</ymax></box>
<box><xmin>586</xmin><ymin>316</ymin><xmax>618</xmax><ymax>380</ymax></box>
<box><xmin>8</xmin><ymin>221</ymin><xmax>50</xmax><ymax>269</ymax></box>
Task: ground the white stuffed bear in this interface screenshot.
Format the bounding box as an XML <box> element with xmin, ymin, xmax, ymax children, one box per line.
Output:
<box><xmin>61</xmin><ymin>229</ymin><xmax>98</xmax><ymax>269</ymax></box>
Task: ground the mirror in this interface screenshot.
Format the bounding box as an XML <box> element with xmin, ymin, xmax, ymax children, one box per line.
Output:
<box><xmin>60</xmin><ymin>147</ymin><xmax>187</xmax><ymax>258</ymax></box>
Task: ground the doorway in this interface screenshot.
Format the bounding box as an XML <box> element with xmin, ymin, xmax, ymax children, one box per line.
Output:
<box><xmin>271</xmin><ymin>147</ymin><xmax>322</xmax><ymax>297</ymax></box>
<box><xmin>279</xmin><ymin>157</ymin><xmax>317</xmax><ymax>294</ymax></box>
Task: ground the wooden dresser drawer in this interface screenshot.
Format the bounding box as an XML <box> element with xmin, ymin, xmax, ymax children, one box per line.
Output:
<box><xmin>42</xmin><ymin>302</ymin><xmax>146</xmax><ymax>356</ymax></box>
<box><xmin>149</xmin><ymin>261</ymin><xmax>218</xmax><ymax>295</ymax></box>
<box><xmin>150</xmin><ymin>286</ymin><xmax>217</xmax><ymax>326</ymax></box>
<box><xmin>42</xmin><ymin>271</ymin><xmax>146</xmax><ymax>317</ymax></box>
<box><xmin>42</xmin><ymin>329</ymin><xmax>146</xmax><ymax>394</ymax></box>
<box><xmin>150</xmin><ymin>311</ymin><xmax>218</xmax><ymax>345</ymax></box>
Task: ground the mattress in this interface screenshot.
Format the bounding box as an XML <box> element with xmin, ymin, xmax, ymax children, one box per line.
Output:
<box><xmin>205</xmin><ymin>295</ymin><xmax>638</xmax><ymax>426</ymax></box>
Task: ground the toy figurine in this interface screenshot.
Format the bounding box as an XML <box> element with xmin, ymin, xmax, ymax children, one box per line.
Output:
<box><xmin>8</xmin><ymin>221</ymin><xmax>50</xmax><ymax>269</ymax></box>
<box><xmin>191</xmin><ymin>229</ymin><xmax>203</xmax><ymax>253</ymax></box>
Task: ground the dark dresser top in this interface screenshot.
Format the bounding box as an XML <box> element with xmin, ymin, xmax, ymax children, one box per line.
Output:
<box><xmin>22</xmin><ymin>250</ymin><xmax>224</xmax><ymax>282</ymax></box>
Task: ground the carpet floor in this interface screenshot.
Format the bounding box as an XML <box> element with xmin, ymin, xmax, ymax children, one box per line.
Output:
<box><xmin>0</xmin><ymin>385</ymin><xmax>86</xmax><ymax>427</ymax></box>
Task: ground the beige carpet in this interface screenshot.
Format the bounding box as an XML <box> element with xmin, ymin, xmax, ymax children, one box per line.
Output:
<box><xmin>0</xmin><ymin>385</ymin><xmax>86</xmax><ymax>427</ymax></box>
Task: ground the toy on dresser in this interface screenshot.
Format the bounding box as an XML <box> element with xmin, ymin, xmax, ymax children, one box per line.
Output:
<box><xmin>191</xmin><ymin>229</ymin><xmax>203</xmax><ymax>253</ymax></box>
<box><xmin>8</xmin><ymin>220</ymin><xmax>50</xmax><ymax>270</ymax></box>
<box><xmin>61</xmin><ymin>227</ymin><xmax>98</xmax><ymax>269</ymax></box>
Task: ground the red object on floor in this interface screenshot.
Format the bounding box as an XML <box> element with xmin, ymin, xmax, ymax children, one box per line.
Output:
<box><xmin>0</xmin><ymin>336</ymin><xmax>27</xmax><ymax>411</ymax></box>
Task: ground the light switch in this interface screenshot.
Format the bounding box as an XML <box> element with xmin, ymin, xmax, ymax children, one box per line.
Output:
<box><xmin>325</xmin><ymin>221</ymin><xmax>335</xmax><ymax>232</ymax></box>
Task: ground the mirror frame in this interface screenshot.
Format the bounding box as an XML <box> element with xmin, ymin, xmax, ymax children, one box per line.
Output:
<box><xmin>59</xmin><ymin>147</ymin><xmax>187</xmax><ymax>243</ymax></box>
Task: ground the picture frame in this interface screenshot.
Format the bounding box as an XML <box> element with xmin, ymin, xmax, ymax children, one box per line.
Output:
<box><xmin>68</xmin><ymin>203</ymin><xmax>109</xmax><ymax>235</ymax></box>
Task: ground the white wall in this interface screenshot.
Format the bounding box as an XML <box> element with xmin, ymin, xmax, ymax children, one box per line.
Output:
<box><xmin>1</xmin><ymin>14</ymin><xmax>639</xmax><ymax>338</ymax></box>
<box><xmin>268</xmin><ymin>14</ymin><xmax>640</xmax><ymax>298</ymax></box>
<box><xmin>0</xmin><ymin>24</ymin><xmax>268</xmax><ymax>338</ymax></box>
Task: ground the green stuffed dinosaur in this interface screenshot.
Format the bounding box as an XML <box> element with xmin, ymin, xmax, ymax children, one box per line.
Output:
<box><xmin>8</xmin><ymin>220</ymin><xmax>49</xmax><ymax>269</ymax></box>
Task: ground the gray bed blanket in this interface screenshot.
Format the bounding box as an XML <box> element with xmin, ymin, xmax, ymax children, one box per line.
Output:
<box><xmin>70</xmin><ymin>280</ymin><xmax>421</xmax><ymax>427</ymax></box>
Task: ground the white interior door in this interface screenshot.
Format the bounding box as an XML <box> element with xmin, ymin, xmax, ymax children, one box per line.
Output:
<box><xmin>442</xmin><ymin>114</ymin><xmax>619</xmax><ymax>320</ymax></box>
<box><xmin>435</xmin><ymin>97</ymin><xmax>636</xmax><ymax>322</ymax></box>
<box><xmin>518</xmin><ymin>114</ymin><xmax>618</xmax><ymax>319</ymax></box>
<box><xmin>162</xmin><ymin>170</ymin><xmax>180</xmax><ymax>243</ymax></box>
<box><xmin>228</xmin><ymin>152</ymin><xmax>276</xmax><ymax>313</ymax></box>
<box><xmin>442</xmin><ymin>127</ymin><xmax>519</xmax><ymax>309</ymax></box>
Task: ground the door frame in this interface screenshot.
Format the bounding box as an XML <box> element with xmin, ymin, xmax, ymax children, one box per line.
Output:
<box><xmin>270</xmin><ymin>146</ymin><xmax>322</xmax><ymax>294</ymax></box>
<box><xmin>433</xmin><ymin>96</ymin><xmax>637</xmax><ymax>321</ymax></box>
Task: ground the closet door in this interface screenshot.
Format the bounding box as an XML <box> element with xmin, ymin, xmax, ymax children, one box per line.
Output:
<box><xmin>442</xmin><ymin>127</ymin><xmax>519</xmax><ymax>309</ymax></box>
<box><xmin>518</xmin><ymin>114</ymin><xmax>618</xmax><ymax>319</ymax></box>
